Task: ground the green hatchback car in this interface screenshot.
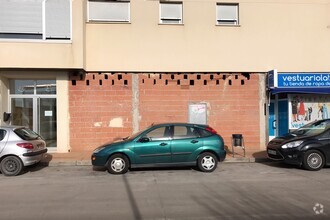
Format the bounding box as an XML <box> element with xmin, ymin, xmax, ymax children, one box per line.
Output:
<box><xmin>91</xmin><ymin>123</ymin><xmax>226</xmax><ymax>174</ymax></box>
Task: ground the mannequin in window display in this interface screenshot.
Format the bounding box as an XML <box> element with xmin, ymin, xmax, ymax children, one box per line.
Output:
<box><xmin>322</xmin><ymin>104</ymin><xmax>328</xmax><ymax>119</ymax></box>
<box><xmin>291</xmin><ymin>96</ymin><xmax>298</xmax><ymax>122</ymax></box>
<box><xmin>298</xmin><ymin>98</ymin><xmax>306</xmax><ymax>121</ymax></box>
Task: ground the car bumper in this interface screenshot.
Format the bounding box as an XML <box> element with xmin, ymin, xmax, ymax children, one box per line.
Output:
<box><xmin>91</xmin><ymin>153</ymin><xmax>108</xmax><ymax>167</ymax></box>
<box><xmin>20</xmin><ymin>149</ymin><xmax>48</xmax><ymax>166</ymax></box>
<box><xmin>267</xmin><ymin>147</ymin><xmax>303</xmax><ymax>166</ymax></box>
<box><xmin>218</xmin><ymin>150</ymin><xmax>226</xmax><ymax>162</ymax></box>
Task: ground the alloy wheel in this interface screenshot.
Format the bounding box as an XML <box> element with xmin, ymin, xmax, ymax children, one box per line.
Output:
<box><xmin>201</xmin><ymin>156</ymin><xmax>215</xmax><ymax>170</ymax></box>
<box><xmin>111</xmin><ymin>158</ymin><xmax>126</xmax><ymax>173</ymax></box>
<box><xmin>307</xmin><ymin>153</ymin><xmax>323</xmax><ymax>170</ymax></box>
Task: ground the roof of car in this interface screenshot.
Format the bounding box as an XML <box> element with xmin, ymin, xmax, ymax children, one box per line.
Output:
<box><xmin>0</xmin><ymin>125</ymin><xmax>26</xmax><ymax>130</ymax></box>
<box><xmin>150</xmin><ymin>122</ymin><xmax>208</xmax><ymax>127</ymax></box>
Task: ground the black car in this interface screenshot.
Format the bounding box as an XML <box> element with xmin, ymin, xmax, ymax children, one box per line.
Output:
<box><xmin>267</xmin><ymin>119</ymin><xmax>330</xmax><ymax>171</ymax></box>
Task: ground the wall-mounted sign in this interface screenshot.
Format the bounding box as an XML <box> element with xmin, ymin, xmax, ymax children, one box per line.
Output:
<box><xmin>189</xmin><ymin>103</ymin><xmax>207</xmax><ymax>125</ymax></box>
<box><xmin>267</xmin><ymin>70</ymin><xmax>330</xmax><ymax>94</ymax></box>
<box><xmin>44</xmin><ymin>111</ymin><xmax>53</xmax><ymax>117</ymax></box>
<box><xmin>278</xmin><ymin>73</ymin><xmax>330</xmax><ymax>88</ymax></box>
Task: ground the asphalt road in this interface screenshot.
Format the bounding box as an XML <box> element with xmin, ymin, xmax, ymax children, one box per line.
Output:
<box><xmin>0</xmin><ymin>162</ymin><xmax>329</xmax><ymax>220</ymax></box>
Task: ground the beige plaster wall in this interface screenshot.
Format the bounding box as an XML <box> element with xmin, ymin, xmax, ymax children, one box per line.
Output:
<box><xmin>0</xmin><ymin>71</ymin><xmax>70</xmax><ymax>153</ymax></box>
<box><xmin>0</xmin><ymin>0</ymin><xmax>85</xmax><ymax>69</ymax></box>
<box><xmin>85</xmin><ymin>0</ymin><xmax>330</xmax><ymax>72</ymax></box>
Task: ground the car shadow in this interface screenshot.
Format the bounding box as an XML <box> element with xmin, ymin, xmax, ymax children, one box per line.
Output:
<box><xmin>261</xmin><ymin>161</ymin><xmax>301</xmax><ymax>169</ymax></box>
<box><xmin>252</xmin><ymin>150</ymin><xmax>304</xmax><ymax>170</ymax></box>
<box><xmin>92</xmin><ymin>166</ymin><xmax>198</xmax><ymax>174</ymax></box>
<box><xmin>129</xmin><ymin>166</ymin><xmax>197</xmax><ymax>173</ymax></box>
<box><xmin>20</xmin><ymin>153</ymin><xmax>53</xmax><ymax>175</ymax></box>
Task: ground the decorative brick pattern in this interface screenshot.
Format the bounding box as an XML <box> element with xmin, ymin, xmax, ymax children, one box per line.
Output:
<box><xmin>69</xmin><ymin>72</ymin><xmax>261</xmax><ymax>152</ymax></box>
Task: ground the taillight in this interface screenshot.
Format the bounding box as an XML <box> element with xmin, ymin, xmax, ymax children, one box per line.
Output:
<box><xmin>17</xmin><ymin>143</ymin><xmax>34</xmax><ymax>149</ymax></box>
<box><xmin>206</xmin><ymin>126</ymin><xmax>217</xmax><ymax>134</ymax></box>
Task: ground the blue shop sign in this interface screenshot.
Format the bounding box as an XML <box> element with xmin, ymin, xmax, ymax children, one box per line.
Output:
<box><xmin>267</xmin><ymin>70</ymin><xmax>330</xmax><ymax>94</ymax></box>
<box><xmin>278</xmin><ymin>73</ymin><xmax>330</xmax><ymax>88</ymax></box>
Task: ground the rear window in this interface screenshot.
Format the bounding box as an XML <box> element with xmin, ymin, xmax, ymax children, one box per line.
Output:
<box><xmin>0</xmin><ymin>129</ymin><xmax>6</xmax><ymax>141</ymax></box>
<box><xmin>14</xmin><ymin>128</ymin><xmax>40</xmax><ymax>141</ymax></box>
<box><xmin>197</xmin><ymin>128</ymin><xmax>213</xmax><ymax>137</ymax></box>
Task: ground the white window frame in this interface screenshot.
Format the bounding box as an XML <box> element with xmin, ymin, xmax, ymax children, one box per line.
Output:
<box><xmin>88</xmin><ymin>0</ymin><xmax>130</xmax><ymax>23</ymax></box>
<box><xmin>0</xmin><ymin>0</ymin><xmax>72</xmax><ymax>41</ymax></box>
<box><xmin>159</xmin><ymin>1</ymin><xmax>183</xmax><ymax>24</ymax></box>
<box><xmin>216</xmin><ymin>3</ymin><xmax>239</xmax><ymax>26</ymax></box>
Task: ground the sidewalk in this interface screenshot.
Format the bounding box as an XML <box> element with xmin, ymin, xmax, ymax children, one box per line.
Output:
<box><xmin>40</xmin><ymin>150</ymin><xmax>270</xmax><ymax>166</ymax></box>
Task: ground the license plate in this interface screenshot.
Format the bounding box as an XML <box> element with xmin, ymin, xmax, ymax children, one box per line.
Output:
<box><xmin>268</xmin><ymin>149</ymin><xmax>277</xmax><ymax>155</ymax></box>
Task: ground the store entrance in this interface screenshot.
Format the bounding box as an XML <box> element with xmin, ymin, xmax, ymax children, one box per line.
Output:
<box><xmin>9</xmin><ymin>80</ymin><xmax>57</xmax><ymax>148</ymax></box>
<box><xmin>268</xmin><ymin>94</ymin><xmax>289</xmax><ymax>140</ymax></box>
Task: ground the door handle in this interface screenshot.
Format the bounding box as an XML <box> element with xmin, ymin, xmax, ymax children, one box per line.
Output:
<box><xmin>160</xmin><ymin>143</ymin><xmax>168</xmax><ymax>146</ymax></box>
<box><xmin>191</xmin><ymin>140</ymin><xmax>199</xmax><ymax>144</ymax></box>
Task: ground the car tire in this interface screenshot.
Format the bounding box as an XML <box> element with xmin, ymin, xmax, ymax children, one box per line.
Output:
<box><xmin>303</xmin><ymin>150</ymin><xmax>325</xmax><ymax>171</ymax></box>
<box><xmin>106</xmin><ymin>154</ymin><xmax>129</xmax><ymax>174</ymax></box>
<box><xmin>0</xmin><ymin>156</ymin><xmax>24</xmax><ymax>176</ymax></box>
<box><xmin>197</xmin><ymin>152</ymin><xmax>218</xmax><ymax>172</ymax></box>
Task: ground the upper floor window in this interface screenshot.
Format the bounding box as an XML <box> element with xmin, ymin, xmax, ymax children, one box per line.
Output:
<box><xmin>0</xmin><ymin>0</ymin><xmax>71</xmax><ymax>40</ymax></box>
<box><xmin>88</xmin><ymin>0</ymin><xmax>130</xmax><ymax>22</ymax></box>
<box><xmin>159</xmin><ymin>1</ymin><xmax>183</xmax><ymax>24</ymax></box>
<box><xmin>216</xmin><ymin>3</ymin><xmax>239</xmax><ymax>25</ymax></box>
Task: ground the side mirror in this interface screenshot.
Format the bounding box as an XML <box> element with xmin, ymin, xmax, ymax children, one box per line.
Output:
<box><xmin>138</xmin><ymin>137</ymin><xmax>150</xmax><ymax>143</ymax></box>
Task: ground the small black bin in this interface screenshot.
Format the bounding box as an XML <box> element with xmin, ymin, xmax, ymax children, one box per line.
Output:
<box><xmin>232</xmin><ymin>134</ymin><xmax>243</xmax><ymax>147</ymax></box>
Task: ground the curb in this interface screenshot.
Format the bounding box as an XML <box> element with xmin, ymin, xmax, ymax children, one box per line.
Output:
<box><xmin>40</xmin><ymin>157</ymin><xmax>272</xmax><ymax>167</ymax></box>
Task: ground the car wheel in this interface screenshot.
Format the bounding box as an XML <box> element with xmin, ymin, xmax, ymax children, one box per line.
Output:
<box><xmin>303</xmin><ymin>150</ymin><xmax>325</xmax><ymax>171</ymax></box>
<box><xmin>0</xmin><ymin>156</ymin><xmax>24</xmax><ymax>176</ymax></box>
<box><xmin>198</xmin><ymin>152</ymin><xmax>218</xmax><ymax>172</ymax></box>
<box><xmin>106</xmin><ymin>154</ymin><xmax>129</xmax><ymax>174</ymax></box>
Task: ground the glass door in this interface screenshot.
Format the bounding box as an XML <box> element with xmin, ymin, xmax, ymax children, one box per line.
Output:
<box><xmin>9</xmin><ymin>79</ymin><xmax>57</xmax><ymax>148</ymax></box>
<box><xmin>11</xmin><ymin>98</ymin><xmax>34</xmax><ymax>129</ymax></box>
<box><xmin>10</xmin><ymin>97</ymin><xmax>57</xmax><ymax>148</ymax></box>
<box><xmin>268</xmin><ymin>102</ymin><xmax>275</xmax><ymax>140</ymax></box>
<box><xmin>38</xmin><ymin>98</ymin><xmax>57</xmax><ymax>147</ymax></box>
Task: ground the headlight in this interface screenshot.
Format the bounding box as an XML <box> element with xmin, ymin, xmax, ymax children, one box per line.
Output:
<box><xmin>93</xmin><ymin>147</ymin><xmax>105</xmax><ymax>153</ymax></box>
<box><xmin>281</xmin><ymin>141</ymin><xmax>303</xmax><ymax>149</ymax></box>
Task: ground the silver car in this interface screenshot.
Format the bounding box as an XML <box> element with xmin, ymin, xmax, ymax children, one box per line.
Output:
<box><xmin>0</xmin><ymin>126</ymin><xmax>47</xmax><ymax>176</ymax></box>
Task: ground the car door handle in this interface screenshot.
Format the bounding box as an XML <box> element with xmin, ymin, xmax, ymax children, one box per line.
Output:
<box><xmin>191</xmin><ymin>140</ymin><xmax>199</xmax><ymax>144</ymax></box>
<box><xmin>160</xmin><ymin>143</ymin><xmax>168</xmax><ymax>146</ymax></box>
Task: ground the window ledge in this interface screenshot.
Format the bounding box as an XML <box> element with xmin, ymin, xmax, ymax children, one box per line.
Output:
<box><xmin>0</xmin><ymin>39</ymin><xmax>72</xmax><ymax>44</ymax></box>
<box><xmin>216</xmin><ymin>24</ymin><xmax>241</xmax><ymax>27</ymax></box>
<box><xmin>87</xmin><ymin>21</ymin><xmax>131</xmax><ymax>24</ymax></box>
<box><xmin>158</xmin><ymin>23</ymin><xmax>184</xmax><ymax>26</ymax></box>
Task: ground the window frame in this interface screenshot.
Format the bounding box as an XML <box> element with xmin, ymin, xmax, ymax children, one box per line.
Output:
<box><xmin>0</xmin><ymin>0</ymin><xmax>72</xmax><ymax>41</ymax></box>
<box><xmin>159</xmin><ymin>1</ymin><xmax>183</xmax><ymax>25</ymax></box>
<box><xmin>172</xmin><ymin>125</ymin><xmax>200</xmax><ymax>140</ymax></box>
<box><xmin>144</xmin><ymin>126</ymin><xmax>171</xmax><ymax>141</ymax></box>
<box><xmin>87</xmin><ymin>0</ymin><xmax>131</xmax><ymax>23</ymax></box>
<box><xmin>216</xmin><ymin>3</ymin><xmax>239</xmax><ymax>26</ymax></box>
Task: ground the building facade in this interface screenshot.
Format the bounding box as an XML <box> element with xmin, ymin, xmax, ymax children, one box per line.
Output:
<box><xmin>0</xmin><ymin>0</ymin><xmax>329</xmax><ymax>153</ymax></box>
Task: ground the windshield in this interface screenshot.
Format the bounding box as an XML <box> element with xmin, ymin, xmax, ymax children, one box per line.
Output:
<box><xmin>127</xmin><ymin>125</ymin><xmax>153</xmax><ymax>140</ymax></box>
<box><xmin>291</xmin><ymin>120</ymin><xmax>330</xmax><ymax>137</ymax></box>
<box><xmin>14</xmin><ymin>127</ymin><xmax>40</xmax><ymax>140</ymax></box>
